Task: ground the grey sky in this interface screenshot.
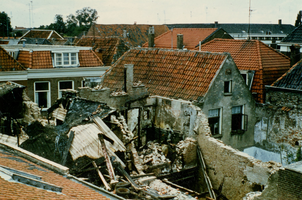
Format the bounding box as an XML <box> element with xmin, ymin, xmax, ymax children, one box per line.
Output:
<box><xmin>1</xmin><ymin>0</ymin><xmax>301</xmax><ymax>28</ymax></box>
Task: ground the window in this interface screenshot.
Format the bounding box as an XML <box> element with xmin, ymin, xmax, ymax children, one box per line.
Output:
<box><xmin>208</xmin><ymin>108</ymin><xmax>221</xmax><ymax>135</ymax></box>
<box><xmin>224</xmin><ymin>81</ymin><xmax>232</xmax><ymax>93</ymax></box>
<box><xmin>54</xmin><ymin>52</ymin><xmax>78</xmax><ymax>67</ymax></box>
<box><xmin>34</xmin><ymin>82</ymin><xmax>50</xmax><ymax>109</ymax></box>
<box><xmin>58</xmin><ymin>80</ymin><xmax>74</xmax><ymax>98</ymax></box>
<box><xmin>231</xmin><ymin>106</ymin><xmax>248</xmax><ymax>133</ymax></box>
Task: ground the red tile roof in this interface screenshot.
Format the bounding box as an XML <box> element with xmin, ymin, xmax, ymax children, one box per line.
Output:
<box><xmin>0</xmin><ymin>149</ymin><xmax>109</xmax><ymax>199</ymax></box>
<box><xmin>102</xmin><ymin>48</ymin><xmax>228</xmax><ymax>101</ymax></box>
<box><xmin>87</xmin><ymin>24</ymin><xmax>169</xmax><ymax>47</ymax></box>
<box><xmin>0</xmin><ymin>46</ymin><xmax>26</xmax><ymax>71</ymax></box>
<box><xmin>198</xmin><ymin>39</ymin><xmax>290</xmax><ymax>103</ymax></box>
<box><xmin>75</xmin><ymin>36</ymin><xmax>129</xmax><ymax>66</ymax></box>
<box><xmin>20</xmin><ymin>29</ymin><xmax>64</xmax><ymax>40</ymax></box>
<box><xmin>17</xmin><ymin>49</ymin><xmax>104</xmax><ymax>69</ymax></box>
<box><xmin>143</xmin><ymin>28</ymin><xmax>232</xmax><ymax>49</ymax></box>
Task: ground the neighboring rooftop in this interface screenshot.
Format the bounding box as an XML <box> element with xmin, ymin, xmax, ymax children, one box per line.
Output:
<box><xmin>1</xmin><ymin>44</ymin><xmax>104</xmax><ymax>69</ymax></box>
<box><xmin>271</xmin><ymin>59</ymin><xmax>302</xmax><ymax>90</ymax></box>
<box><xmin>142</xmin><ymin>28</ymin><xmax>233</xmax><ymax>49</ymax></box>
<box><xmin>75</xmin><ymin>36</ymin><xmax>129</xmax><ymax>66</ymax></box>
<box><xmin>281</xmin><ymin>25</ymin><xmax>302</xmax><ymax>43</ymax></box>
<box><xmin>101</xmin><ymin>48</ymin><xmax>228</xmax><ymax>101</ymax></box>
<box><xmin>198</xmin><ymin>38</ymin><xmax>290</xmax><ymax>103</ymax></box>
<box><xmin>166</xmin><ymin>22</ymin><xmax>295</xmax><ymax>36</ymax></box>
<box><xmin>86</xmin><ymin>24</ymin><xmax>169</xmax><ymax>47</ymax></box>
<box><xmin>0</xmin><ymin>143</ymin><xmax>111</xmax><ymax>200</ymax></box>
<box><xmin>0</xmin><ymin>46</ymin><xmax>26</xmax><ymax>71</ymax></box>
<box><xmin>20</xmin><ymin>29</ymin><xmax>64</xmax><ymax>40</ymax></box>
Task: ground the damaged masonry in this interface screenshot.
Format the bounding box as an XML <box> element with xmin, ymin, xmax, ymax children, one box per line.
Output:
<box><xmin>1</xmin><ymin>48</ymin><xmax>300</xmax><ymax>199</ymax></box>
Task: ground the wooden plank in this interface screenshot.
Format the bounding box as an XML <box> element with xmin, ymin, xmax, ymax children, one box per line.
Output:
<box><xmin>98</xmin><ymin>133</ymin><xmax>117</xmax><ymax>184</ymax></box>
<box><xmin>92</xmin><ymin>161</ymin><xmax>111</xmax><ymax>191</ymax></box>
<box><xmin>61</xmin><ymin>131</ymin><xmax>74</xmax><ymax>166</ymax></box>
<box><xmin>92</xmin><ymin>116</ymin><xmax>126</xmax><ymax>152</ymax></box>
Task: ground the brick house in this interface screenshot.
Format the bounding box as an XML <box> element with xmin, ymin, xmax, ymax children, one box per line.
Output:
<box><xmin>198</xmin><ymin>39</ymin><xmax>291</xmax><ymax>103</ymax></box>
<box><xmin>0</xmin><ymin>44</ymin><xmax>107</xmax><ymax>111</ymax></box>
<box><xmin>99</xmin><ymin>48</ymin><xmax>256</xmax><ymax>149</ymax></box>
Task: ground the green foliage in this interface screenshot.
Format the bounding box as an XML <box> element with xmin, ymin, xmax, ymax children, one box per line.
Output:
<box><xmin>37</xmin><ymin>7</ymin><xmax>98</xmax><ymax>37</ymax></box>
<box><xmin>296</xmin><ymin>147</ymin><xmax>302</xmax><ymax>161</ymax></box>
<box><xmin>0</xmin><ymin>11</ymin><xmax>12</xmax><ymax>37</ymax></box>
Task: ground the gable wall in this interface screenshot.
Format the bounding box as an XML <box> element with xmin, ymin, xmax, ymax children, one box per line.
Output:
<box><xmin>203</xmin><ymin>56</ymin><xmax>256</xmax><ymax>149</ymax></box>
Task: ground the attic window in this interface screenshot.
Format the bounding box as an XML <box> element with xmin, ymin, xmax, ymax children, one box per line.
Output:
<box><xmin>53</xmin><ymin>52</ymin><xmax>79</xmax><ymax>67</ymax></box>
<box><xmin>224</xmin><ymin>81</ymin><xmax>232</xmax><ymax>94</ymax></box>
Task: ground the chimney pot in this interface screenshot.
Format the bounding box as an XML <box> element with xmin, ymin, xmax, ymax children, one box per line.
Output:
<box><xmin>148</xmin><ymin>26</ymin><xmax>155</xmax><ymax>47</ymax></box>
<box><xmin>124</xmin><ymin>64</ymin><xmax>134</xmax><ymax>93</ymax></box>
<box><xmin>215</xmin><ymin>21</ymin><xmax>218</xmax><ymax>28</ymax></box>
<box><xmin>278</xmin><ymin>19</ymin><xmax>282</xmax><ymax>26</ymax></box>
<box><xmin>177</xmin><ymin>34</ymin><xmax>183</xmax><ymax>49</ymax></box>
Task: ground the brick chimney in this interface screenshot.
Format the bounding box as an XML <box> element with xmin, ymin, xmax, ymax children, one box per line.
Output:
<box><xmin>124</xmin><ymin>64</ymin><xmax>134</xmax><ymax>93</ymax></box>
<box><xmin>177</xmin><ymin>34</ymin><xmax>183</xmax><ymax>49</ymax></box>
<box><xmin>278</xmin><ymin>19</ymin><xmax>282</xmax><ymax>26</ymax></box>
<box><xmin>148</xmin><ymin>26</ymin><xmax>155</xmax><ymax>47</ymax></box>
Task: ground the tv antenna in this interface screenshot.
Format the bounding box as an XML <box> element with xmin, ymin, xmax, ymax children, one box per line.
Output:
<box><xmin>248</xmin><ymin>0</ymin><xmax>252</xmax><ymax>40</ymax></box>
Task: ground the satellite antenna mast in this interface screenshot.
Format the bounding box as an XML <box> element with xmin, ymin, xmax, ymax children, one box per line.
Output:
<box><xmin>248</xmin><ymin>0</ymin><xmax>252</xmax><ymax>40</ymax></box>
<box><xmin>28</xmin><ymin>2</ymin><xmax>31</xmax><ymax>28</ymax></box>
<box><xmin>31</xmin><ymin>1</ymin><xmax>34</xmax><ymax>28</ymax></box>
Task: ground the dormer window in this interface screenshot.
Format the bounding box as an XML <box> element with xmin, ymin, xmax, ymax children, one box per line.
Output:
<box><xmin>53</xmin><ymin>51</ymin><xmax>79</xmax><ymax>67</ymax></box>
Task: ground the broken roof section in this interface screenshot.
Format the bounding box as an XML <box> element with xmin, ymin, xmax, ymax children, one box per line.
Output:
<box><xmin>198</xmin><ymin>38</ymin><xmax>291</xmax><ymax>103</ymax></box>
<box><xmin>0</xmin><ymin>46</ymin><xmax>26</xmax><ymax>71</ymax></box>
<box><xmin>75</xmin><ymin>36</ymin><xmax>129</xmax><ymax>66</ymax></box>
<box><xmin>271</xmin><ymin>59</ymin><xmax>302</xmax><ymax>90</ymax></box>
<box><xmin>101</xmin><ymin>48</ymin><xmax>228</xmax><ymax>101</ymax></box>
<box><xmin>86</xmin><ymin>24</ymin><xmax>170</xmax><ymax>47</ymax></box>
<box><xmin>142</xmin><ymin>28</ymin><xmax>233</xmax><ymax>49</ymax></box>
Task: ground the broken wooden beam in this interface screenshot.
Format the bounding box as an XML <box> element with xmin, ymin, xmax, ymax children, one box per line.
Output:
<box><xmin>61</xmin><ymin>131</ymin><xmax>74</xmax><ymax>166</ymax></box>
<box><xmin>97</xmin><ymin>133</ymin><xmax>117</xmax><ymax>184</ymax></box>
<box><xmin>92</xmin><ymin>161</ymin><xmax>111</xmax><ymax>191</ymax></box>
<box><xmin>162</xmin><ymin>178</ymin><xmax>203</xmax><ymax>196</ymax></box>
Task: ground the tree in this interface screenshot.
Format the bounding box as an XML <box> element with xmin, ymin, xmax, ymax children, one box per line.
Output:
<box><xmin>296</xmin><ymin>147</ymin><xmax>302</xmax><ymax>161</ymax></box>
<box><xmin>75</xmin><ymin>7</ymin><xmax>98</xmax><ymax>29</ymax></box>
<box><xmin>53</xmin><ymin>14</ymin><xmax>66</xmax><ymax>34</ymax></box>
<box><xmin>0</xmin><ymin>11</ymin><xmax>12</xmax><ymax>37</ymax></box>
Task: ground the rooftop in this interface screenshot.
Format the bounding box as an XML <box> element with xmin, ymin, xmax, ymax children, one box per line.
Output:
<box><xmin>271</xmin><ymin>59</ymin><xmax>302</xmax><ymax>90</ymax></box>
<box><xmin>101</xmin><ymin>48</ymin><xmax>228</xmax><ymax>101</ymax></box>
<box><xmin>142</xmin><ymin>28</ymin><xmax>232</xmax><ymax>49</ymax></box>
<box><xmin>281</xmin><ymin>25</ymin><xmax>302</xmax><ymax>43</ymax></box>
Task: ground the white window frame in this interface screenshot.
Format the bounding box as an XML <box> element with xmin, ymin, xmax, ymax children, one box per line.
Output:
<box><xmin>208</xmin><ymin>108</ymin><xmax>222</xmax><ymax>135</ymax></box>
<box><xmin>53</xmin><ymin>52</ymin><xmax>79</xmax><ymax>67</ymax></box>
<box><xmin>34</xmin><ymin>81</ymin><xmax>51</xmax><ymax>110</ymax></box>
<box><xmin>58</xmin><ymin>80</ymin><xmax>74</xmax><ymax>98</ymax></box>
<box><xmin>231</xmin><ymin>105</ymin><xmax>248</xmax><ymax>132</ymax></box>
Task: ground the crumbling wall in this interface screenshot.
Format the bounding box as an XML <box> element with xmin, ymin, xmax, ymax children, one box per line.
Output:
<box><xmin>154</xmin><ymin>97</ymin><xmax>200</xmax><ymax>139</ymax></box>
<box><xmin>195</xmin><ymin>111</ymin><xmax>281</xmax><ymax>200</ymax></box>
<box><xmin>254</xmin><ymin>89</ymin><xmax>302</xmax><ymax>164</ymax></box>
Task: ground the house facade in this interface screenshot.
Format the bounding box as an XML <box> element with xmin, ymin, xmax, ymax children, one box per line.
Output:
<box><xmin>98</xmin><ymin>48</ymin><xmax>255</xmax><ymax>149</ymax></box>
<box><xmin>198</xmin><ymin>39</ymin><xmax>291</xmax><ymax>103</ymax></box>
<box><xmin>0</xmin><ymin>44</ymin><xmax>107</xmax><ymax>111</ymax></box>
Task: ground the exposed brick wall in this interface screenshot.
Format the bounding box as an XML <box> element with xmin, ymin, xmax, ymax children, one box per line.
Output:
<box><xmin>277</xmin><ymin>169</ymin><xmax>302</xmax><ymax>199</ymax></box>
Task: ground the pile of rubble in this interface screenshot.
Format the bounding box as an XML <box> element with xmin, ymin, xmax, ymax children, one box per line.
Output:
<box><xmin>15</xmin><ymin>94</ymin><xmax>203</xmax><ymax>199</ymax></box>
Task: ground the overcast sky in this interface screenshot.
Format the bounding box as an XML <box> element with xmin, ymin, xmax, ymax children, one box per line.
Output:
<box><xmin>1</xmin><ymin>0</ymin><xmax>301</xmax><ymax>28</ymax></box>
